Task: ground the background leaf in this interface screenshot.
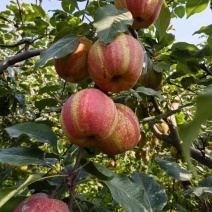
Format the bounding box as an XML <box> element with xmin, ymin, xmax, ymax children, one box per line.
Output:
<box><xmin>5</xmin><ymin>122</ymin><xmax>57</xmax><ymax>149</ymax></box>
<box><xmin>85</xmin><ymin>161</ymin><xmax>152</xmax><ymax>212</ymax></box>
<box><xmin>0</xmin><ymin>174</ymin><xmax>41</xmax><ymax>207</ymax></box>
<box><xmin>198</xmin><ymin>175</ymin><xmax>212</xmax><ymax>187</ymax></box>
<box><xmin>193</xmin><ymin>24</ymin><xmax>212</xmax><ymax>36</ymax></box>
<box><xmin>35</xmin><ymin>98</ymin><xmax>58</xmax><ymax>111</ymax></box>
<box><xmin>31</xmin><ymin>4</ymin><xmax>46</xmax><ymax>18</ymax></box>
<box><xmin>174</xmin><ymin>6</ymin><xmax>185</xmax><ymax>18</ymax></box>
<box><xmin>93</xmin><ymin>4</ymin><xmax>133</xmax><ymax>44</ymax></box>
<box><xmin>154</xmin><ymin>1</ymin><xmax>171</xmax><ymax>41</ymax></box>
<box><xmin>131</xmin><ymin>172</ymin><xmax>167</xmax><ymax>212</ymax></box>
<box><xmin>0</xmin><ymin>147</ymin><xmax>45</xmax><ymax>166</ymax></box>
<box><xmin>179</xmin><ymin>87</ymin><xmax>212</xmax><ymax>173</ymax></box>
<box><xmin>184</xmin><ymin>187</ymin><xmax>212</xmax><ymax>198</ymax></box>
<box><xmin>0</xmin><ymin>196</ymin><xmax>26</xmax><ymax>212</ymax></box>
<box><xmin>186</xmin><ymin>0</ymin><xmax>208</xmax><ymax>18</ymax></box>
<box><xmin>156</xmin><ymin>159</ymin><xmax>192</xmax><ymax>181</ymax></box>
<box><xmin>135</xmin><ymin>87</ymin><xmax>165</xmax><ymax>100</ymax></box>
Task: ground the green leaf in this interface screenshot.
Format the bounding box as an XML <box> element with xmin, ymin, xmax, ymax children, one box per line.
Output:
<box><xmin>186</xmin><ymin>0</ymin><xmax>208</xmax><ymax>18</ymax></box>
<box><xmin>154</xmin><ymin>1</ymin><xmax>171</xmax><ymax>41</ymax></box>
<box><xmin>34</xmin><ymin>34</ymin><xmax>80</xmax><ymax>71</ymax></box>
<box><xmin>155</xmin><ymin>158</ymin><xmax>192</xmax><ymax>181</ymax></box>
<box><xmin>174</xmin><ymin>203</ymin><xmax>187</xmax><ymax>212</ymax></box>
<box><xmin>198</xmin><ymin>78</ymin><xmax>212</xmax><ymax>86</ymax></box>
<box><xmin>0</xmin><ymin>168</ymin><xmax>13</xmax><ymax>185</ymax></box>
<box><xmin>174</xmin><ymin>6</ymin><xmax>185</xmax><ymax>18</ymax></box>
<box><xmin>184</xmin><ymin>187</ymin><xmax>212</xmax><ymax>197</ymax></box>
<box><xmin>38</xmin><ymin>85</ymin><xmax>62</xmax><ymax>95</ymax></box>
<box><xmin>155</xmin><ymin>33</ymin><xmax>175</xmax><ymax>51</ymax></box>
<box><xmin>31</xmin><ymin>4</ymin><xmax>46</xmax><ymax>18</ymax></box>
<box><xmin>198</xmin><ymin>175</ymin><xmax>212</xmax><ymax>187</ymax></box>
<box><xmin>179</xmin><ymin>87</ymin><xmax>212</xmax><ymax>173</ymax></box>
<box><xmin>34</xmin><ymin>17</ymin><xmax>49</xmax><ymax>29</ymax></box>
<box><xmin>84</xmin><ymin>161</ymin><xmax>152</xmax><ymax>211</ymax></box>
<box><xmin>0</xmin><ymin>174</ymin><xmax>41</xmax><ymax>207</ymax></box>
<box><xmin>135</xmin><ymin>87</ymin><xmax>165</xmax><ymax>100</ymax></box>
<box><xmin>93</xmin><ymin>4</ymin><xmax>133</xmax><ymax>44</ymax></box>
<box><xmin>0</xmin><ymin>196</ymin><xmax>26</xmax><ymax>212</ymax></box>
<box><xmin>14</xmin><ymin>94</ymin><xmax>26</xmax><ymax>106</ymax></box>
<box><xmin>104</xmin><ymin>173</ymin><xmax>151</xmax><ymax>212</ymax></box>
<box><xmin>5</xmin><ymin>122</ymin><xmax>57</xmax><ymax>149</ymax></box>
<box><xmin>171</xmin><ymin>42</ymin><xmax>199</xmax><ymax>62</ymax></box>
<box><xmin>61</xmin><ymin>0</ymin><xmax>75</xmax><ymax>13</ymax></box>
<box><xmin>167</xmin><ymin>71</ymin><xmax>185</xmax><ymax>80</ymax></box>
<box><xmin>193</xmin><ymin>24</ymin><xmax>212</xmax><ymax>36</ymax></box>
<box><xmin>181</xmin><ymin>76</ymin><xmax>195</xmax><ymax>89</ymax></box>
<box><xmin>0</xmin><ymin>147</ymin><xmax>45</xmax><ymax>166</ymax></box>
<box><xmin>131</xmin><ymin>172</ymin><xmax>167</xmax><ymax>212</ymax></box>
<box><xmin>81</xmin><ymin>159</ymin><xmax>113</xmax><ymax>181</ymax></box>
<box><xmin>194</xmin><ymin>45</ymin><xmax>212</xmax><ymax>58</ymax></box>
<box><xmin>35</xmin><ymin>98</ymin><xmax>58</xmax><ymax>111</ymax></box>
<box><xmin>0</xmin><ymin>88</ymin><xmax>13</xmax><ymax>98</ymax></box>
<box><xmin>176</xmin><ymin>60</ymin><xmax>199</xmax><ymax>74</ymax></box>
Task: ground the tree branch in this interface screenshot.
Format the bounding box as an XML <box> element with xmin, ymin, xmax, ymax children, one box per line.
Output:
<box><xmin>67</xmin><ymin>147</ymin><xmax>83</xmax><ymax>211</ymax></box>
<box><xmin>0</xmin><ymin>39</ymin><xmax>31</xmax><ymax>48</ymax></box>
<box><xmin>140</xmin><ymin>103</ymin><xmax>192</xmax><ymax>124</ymax></box>
<box><xmin>0</xmin><ymin>49</ymin><xmax>45</xmax><ymax>73</ymax></box>
<box><xmin>200</xmin><ymin>63</ymin><xmax>212</xmax><ymax>76</ymax></box>
<box><xmin>149</xmin><ymin>97</ymin><xmax>212</xmax><ymax>169</ymax></box>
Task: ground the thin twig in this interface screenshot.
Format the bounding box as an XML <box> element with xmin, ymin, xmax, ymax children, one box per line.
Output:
<box><xmin>68</xmin><ymin>147</ymin><xmax>83</xmax><ymax>211</ymax></box>
<box><xmin>150</xmin><ymin>97</ymin><xmax>212</xmax><ymax>169</ymax></box>
<box><xmin>0</xmin><ymin>40</ymin><xmax>30</xmax><ymax>48</ymax></box>
<box><xmin>200</xmin><ymin>63</ymin><xmax>212</xmax><ymax>76</ymax></box>
<box><xmin>16</xmin><ymin>0</ymin><xmax>23</xmax><ymax>24</ymax></box>
<box><xmin>140</xmin><ymin>103</ymin><xmax>192</xmax><ymax>124</ymax></box>
<box><xmin>82</xmin><ymin>0</ymin><xmax>90</xmax><ymax>21</ymax></box>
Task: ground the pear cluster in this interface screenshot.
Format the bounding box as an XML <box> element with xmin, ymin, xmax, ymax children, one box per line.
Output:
<box><xmin>54</xmin><ymin>33</ymin><xmax>144</xmax><ymax>155</ymax></box>
<box><xmin>53</xmin><ymin>0</ymin><xmax>164</xmax><ymax>155</ymax></box>
<box><xmin>61</xmin><ymin>88</ymin><xmax>141</xmax><ymax>155</ymax></box>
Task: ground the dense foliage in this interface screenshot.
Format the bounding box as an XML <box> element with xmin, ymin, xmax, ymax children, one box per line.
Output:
<box><xmin>0</xmin><ymin>0</ymin><xmax>212</xmax><ymax>211</ymax></box>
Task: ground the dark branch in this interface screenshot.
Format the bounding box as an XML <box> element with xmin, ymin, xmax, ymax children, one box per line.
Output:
<box><xmin>140</xmin><ymin>103</ymin><xmax>192</xmax><ymax>124</ymax></box>
<box><xmin>167</xmin><ymin>0</ymin><xmax>175</xmax><ymax>5</ymax></box>
<box><xmin>200</xmin><ymin>63</ymin><xmax>212</xmax><ymax>76</ymax></box>
<box><xmin>0</xmin><ymin>16</ymin><xmax>11</xmax><ymax>23</ymax></box>
<box><xmin>151</xmin><ymin>122</ymin><xmax>212</xmax><ymax>168</ymax></box>
<box><xmin>82</xmin><ymin>0</ymin><xmax>90</xmax><ymax>21</ymax></box>
<box><xmin>68</xmin><ymin>147</ymin><xmax>83</xmax><ymax>211</ymax></box>
<box><xmin>149</xmin><ymin>96</ymin><xmax>212</xmax><ymax>169</ymax></box>
<box><xmin>0</xmin><ymin>40</ymin><xmax>31</xmax><ymax>48</ymax></box>
<box><xmin>0</xmin><ymin>49</ymin><xmax>45</xmax><ymax>73</ymax></box>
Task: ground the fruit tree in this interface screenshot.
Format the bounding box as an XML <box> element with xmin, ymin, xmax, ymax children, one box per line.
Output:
<box><xmin>0</xmin><ymin>0</ymin><xmax>212</xmax><ymax>211</ymax></box>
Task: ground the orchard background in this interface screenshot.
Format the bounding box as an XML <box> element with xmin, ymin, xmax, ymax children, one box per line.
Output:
<box><xmin>1</xmin><ymin>0</ymin><xmax>212</xmax><ymax>211</ymax></box>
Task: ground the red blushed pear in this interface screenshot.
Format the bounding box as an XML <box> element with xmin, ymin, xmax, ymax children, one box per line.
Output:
<box><xmin>115</xmin><ymin>0</ymin><xmax>164</xmax><ymax>29</ymax></box>
<box><xmin>88</xmin><ymin>33</ymin><xmax>144</xmax><ymax>93</ymax></box>
<box><xmin>14</xmin><ymin>193</ymin><xmax>69</xmax><ymax>212</ymax></box>
<box><xmin>61</xmin><ymin>88</ymin><xmax>118</xmax><ymax>147</ymax></box>
<box><xmin>53</xmin><ymin>37</ymin><xmax>92</xmax><ymax>83</ymax></box>
<box><xmin>97</xmin><ymin>103</ymin><xmax>141</xmax><ymax>155</ymax></box>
